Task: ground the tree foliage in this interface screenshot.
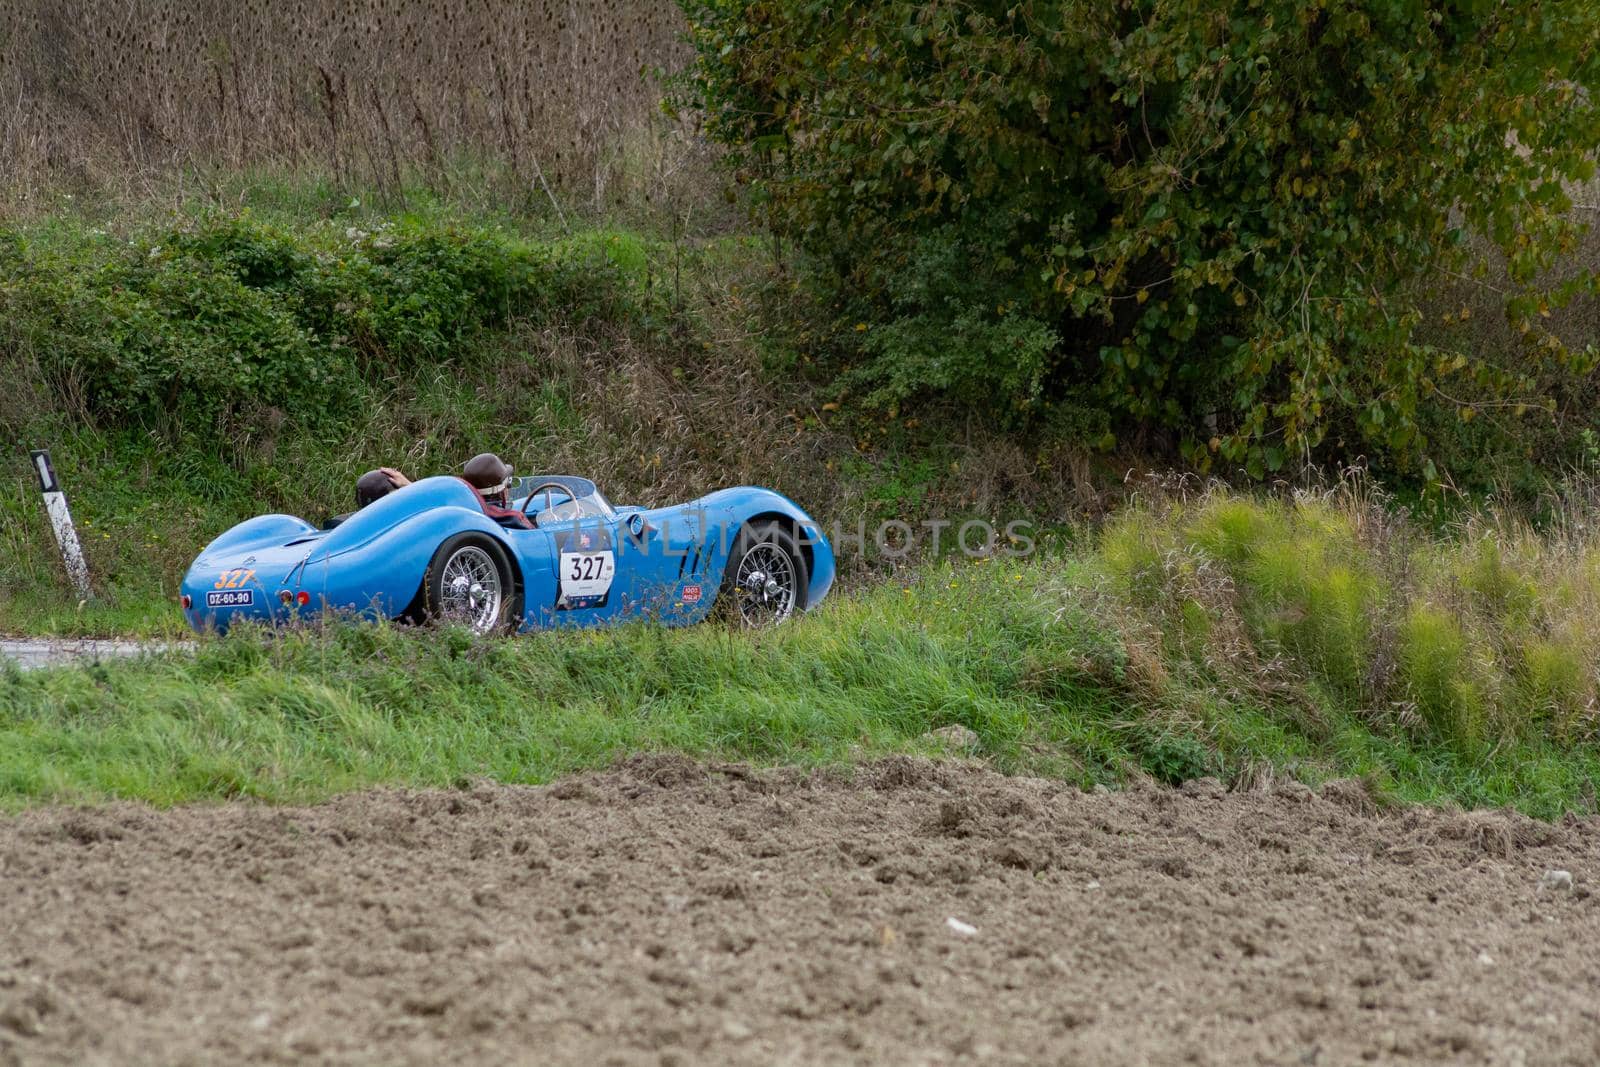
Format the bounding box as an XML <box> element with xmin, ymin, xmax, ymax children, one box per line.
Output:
<box><xmin>678</xmin><ymin>0</ymin><xmax>1600</xmax><ymax>475</ymax></box>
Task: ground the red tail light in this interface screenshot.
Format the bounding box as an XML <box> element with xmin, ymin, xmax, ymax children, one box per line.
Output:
<box><xmin>180</xmin><ymin>594</ymin><xmax>192</xmax><ymax>609</ymax></box>
<box><xmin>296</xmin><ymin>591</ymin><xmax>311</xmax><ymax>606</ymax></box>
<box><xmin>279</xmin><ymin>590</ymin><xmax>293</xmax><ymax>605</ymax></box>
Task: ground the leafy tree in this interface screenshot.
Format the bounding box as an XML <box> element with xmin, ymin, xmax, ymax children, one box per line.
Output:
<box><xmin>677</xmin><ymin>0</ymin><xmax>1600</xmax><ymax>476</ymax></box>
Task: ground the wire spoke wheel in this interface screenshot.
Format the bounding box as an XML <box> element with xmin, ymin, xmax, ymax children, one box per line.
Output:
<box><xmin>438</xmin><ymin>545</ymin><xmax>503</xmax><ymax>634</ymax></box>
<box><xmin>734</xmin><ymin>540</ymin><xmax>797</xmax><ymax>626</ymax></box>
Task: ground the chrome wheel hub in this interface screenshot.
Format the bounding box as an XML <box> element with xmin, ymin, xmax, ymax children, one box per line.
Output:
<box><xmin>439</xmin><ymin>546</ymin><xmax>503</xmax><ymax>634</ymax></box>
<box><xmin>735</xmin><ymin>544</ymin><xmax>797</xmax><ymax>626</ymax></box>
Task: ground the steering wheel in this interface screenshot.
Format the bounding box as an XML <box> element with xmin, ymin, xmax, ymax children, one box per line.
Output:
<box><xmin>520</xmin><ymin>481</ymin><xmax>576</xmax><ymax>518</ymax></box>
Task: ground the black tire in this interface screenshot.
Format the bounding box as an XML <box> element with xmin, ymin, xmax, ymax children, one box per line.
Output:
<box><xmin>718</xmin><ymin>521</ymin><xmax>809</xmax><ymax>627</ymax></box>
<box><xmin>418</xmin><ymin>533</ymin><xmax>518</xmax><ymax>635</ymax></box>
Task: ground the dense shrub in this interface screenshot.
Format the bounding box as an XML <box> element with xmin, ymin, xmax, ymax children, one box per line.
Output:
<box><xmin>1</xmin><ymin>236</ymin><xmax>333</xmax><ymax>436</ymax></box>
<box><xmin>0</xmin><ymin>216</ymin><xmax>628</xmax><ymax>443</ymax></box>
<box><xmin>679</xmin><ymin>0</ymin><xmax>1600</xmax><ymax>476</ymax></box>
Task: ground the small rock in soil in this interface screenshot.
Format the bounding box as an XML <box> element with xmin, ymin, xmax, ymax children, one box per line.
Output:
<box><xmin>1541</xmin><ymin>870</ymin><xmax>1573</xmax><ymax>891</ymax></box>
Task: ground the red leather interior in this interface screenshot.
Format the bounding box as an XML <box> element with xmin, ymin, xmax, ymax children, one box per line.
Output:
<box><xmin>458</xmin><ymin>478</ymin><xmax>534</xmax><ymax>530</ymax></box>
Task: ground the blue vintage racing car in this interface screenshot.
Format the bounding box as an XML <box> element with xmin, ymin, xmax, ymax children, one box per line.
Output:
<box><xmin>180</xmin><ymin>474</ymin><xmax>834</xmax><ymax>634</ymax></box>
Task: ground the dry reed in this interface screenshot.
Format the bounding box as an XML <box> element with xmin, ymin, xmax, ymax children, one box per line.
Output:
<box><xmin>0</xmin><ymin>0</ymin><xmax>703</xmax><ymax>214</ymax></box>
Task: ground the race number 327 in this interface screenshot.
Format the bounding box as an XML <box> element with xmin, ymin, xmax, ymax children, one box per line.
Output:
<box><xmin>560</xmin><ymin>552</ymin><xmax>615</xmax><ymax>598</ymax></box>
<box><xmin>214</xmin><ymin>568</ymin><xmax>255</xmax><ymax>589</ymax></box>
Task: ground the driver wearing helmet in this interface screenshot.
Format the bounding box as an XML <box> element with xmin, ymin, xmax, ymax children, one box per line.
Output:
<box><xmin>462</xmin><ymin>452</ymin><xmax>533</xmax><ymax>530</ymax></box>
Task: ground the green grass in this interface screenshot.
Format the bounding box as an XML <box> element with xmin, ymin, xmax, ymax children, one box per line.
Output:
<box><xmin>4</xmin><ymin>547</ymin><xmax>1598</xmax><ymax>817</ymax></box>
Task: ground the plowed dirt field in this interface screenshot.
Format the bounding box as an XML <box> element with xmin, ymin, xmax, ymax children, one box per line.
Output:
<box><xmin>3</xmin><ymin>758</ymin><xmax>1597</xmax><ymax>1065</ymax></box>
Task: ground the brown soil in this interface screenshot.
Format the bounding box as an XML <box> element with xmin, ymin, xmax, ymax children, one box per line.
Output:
<box><xmin>2</xmin><ymin>758</ymin><xmax>1598</xmax><ymax>1066</ymax></box>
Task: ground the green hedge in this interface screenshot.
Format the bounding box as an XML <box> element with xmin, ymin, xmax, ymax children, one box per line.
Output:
<box><xmin>0</xmin><ymin>215</ymin><xmax>629</xmax><ymax>442</ymax></box>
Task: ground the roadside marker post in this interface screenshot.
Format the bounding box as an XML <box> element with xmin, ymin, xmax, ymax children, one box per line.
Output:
<box><xmin>30</xmin><ymin>449</ymin><xmax>93</xmax><ymax>601</ymax></box>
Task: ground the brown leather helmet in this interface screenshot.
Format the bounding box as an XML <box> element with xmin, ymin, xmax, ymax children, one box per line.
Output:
<box><xmin>355</xmin><ymin>469</ymin><xmax>396</xmax><ymax>508</ymax></box>
<box><xmin>463</xmin><ymin>452</ymin><xmax>513</xmax><ymax>495</ymax></box>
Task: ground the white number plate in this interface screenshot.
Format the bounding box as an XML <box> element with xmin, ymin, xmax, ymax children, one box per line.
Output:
<box><xmin>560</xmin><ymin>551</ymin><xmax>615</xmax><ymax>599</ymax></box>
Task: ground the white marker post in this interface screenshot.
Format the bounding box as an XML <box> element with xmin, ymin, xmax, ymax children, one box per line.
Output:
<box><xmin>30</xmin><ymin>449</ymin><xmax>92</xmax><ymax>601</ymax></box>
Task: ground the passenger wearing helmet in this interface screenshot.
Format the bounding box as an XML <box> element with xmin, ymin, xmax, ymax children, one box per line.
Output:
<box><xmin>320</xmin><ymin>466</ymin><xmax>412</xmax><ymax>529</ymax></box>
<box><xmin>355</xmin><ymin>466</ymin><xmax>412</xmax><ymax>508</ymax></box>
<box><xmin>462</xmin><ymin>452</ymin><xmax>533</xmax><ymax>530</ymax></box>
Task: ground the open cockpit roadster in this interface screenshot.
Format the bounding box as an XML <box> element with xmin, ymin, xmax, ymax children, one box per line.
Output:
<box><xmin>181</xmin><ymin>474</ymin><xmax>833</xmax><ymax>634</ymax></box>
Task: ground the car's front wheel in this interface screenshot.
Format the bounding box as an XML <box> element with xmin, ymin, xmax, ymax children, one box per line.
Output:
<box><xmin>421</xmin><ymin>533</ymin><xmax>515</xmax><ymax>635</ymax></box>
<box><xmin>720</xmin><ymin>521</ymin><xmax>807</xmax><ymax>627</ymax></box>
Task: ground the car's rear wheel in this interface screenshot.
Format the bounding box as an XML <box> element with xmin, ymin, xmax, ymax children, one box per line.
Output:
<box><xmin>720</xmin><ymin>521</ymin><xmax>807</xmax><ymax>627</ymax></box>
<box><xmin>421</xmin><ymin>533</ymin><xmax>515</xmax><ymax>635</ymax></box>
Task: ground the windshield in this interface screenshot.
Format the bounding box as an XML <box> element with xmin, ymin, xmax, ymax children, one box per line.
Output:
<box><xmin>509</xmin><ymin>474</ymin><xmax>616</xmax><ymax>526</ymax></box>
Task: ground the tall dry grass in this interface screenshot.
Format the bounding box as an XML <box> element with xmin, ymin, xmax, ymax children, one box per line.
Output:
<box><xmin>1090</xmin><ymin>470</ymin><xmax>1600</xmax><ymax>754</ymax></box>
<box><xmin>0</xmin><ymin>0</ymin><xmax>704</xmax><ymax>215</ymax></box>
